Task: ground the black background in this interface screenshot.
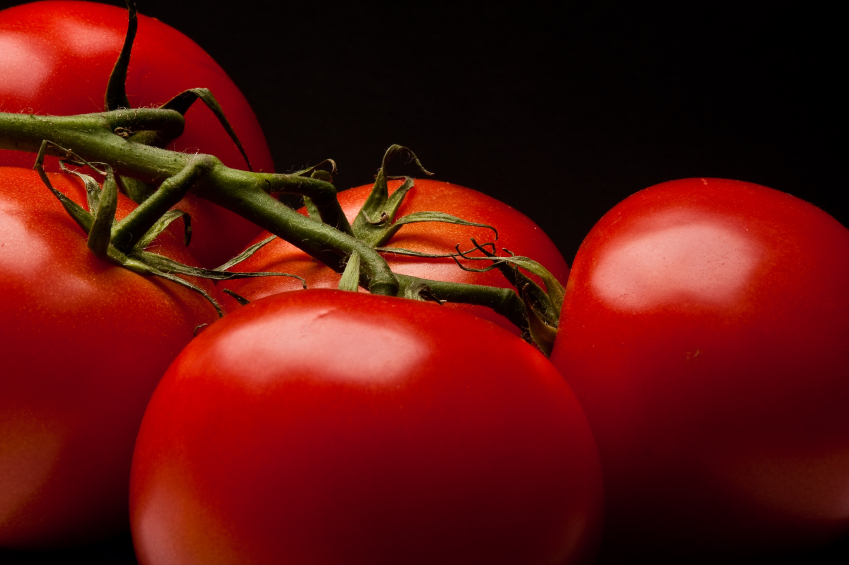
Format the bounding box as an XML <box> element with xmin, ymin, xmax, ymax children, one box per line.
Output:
<box><xmin>2</xmin><ymin>0</ymin><xmax>843</xmax><ymax>262</ymax></box>
<box><xmin>1</xmin><ymin>0</ymin><xmax>846</xmax><ymax>563</ymax></box>
<box><xmin>119</xmin><ymin>0</ymin><xmax>844</xmax><ymax>265</ymax></box>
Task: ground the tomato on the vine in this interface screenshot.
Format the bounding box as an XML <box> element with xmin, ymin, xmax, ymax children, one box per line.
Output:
<box><xmin>0</xmin><ymin>0</ymin><xmax>273</xmax><ymax>267</ymax></box>
<box><xmin>0</xmin><ymin>166</ymin><xmax>219</xmax><ymax>548</ymax></box>
<box><xmin>130</xmin><ymin>289</ymin><xmax>603</xmax><ymax>565</ymax></box>
<box><xmin>551</xmin><ymin>178</ymin><xmax>849</xmax><ymax>559</ymax></box>
<box><xmin>219</xmin><ymin>178</ymin><xmax>570</xmax><ymax>333</ymax></box>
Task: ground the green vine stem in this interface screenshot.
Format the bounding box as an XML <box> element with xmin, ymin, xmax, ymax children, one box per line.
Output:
<box><xmin>0</xmin><ymin>0</ymin><xmax>552</xmax><ymax>347</ymax></box>
<box><xmin>0</xmin><ymin>109</ymin><xmax>534</xmax><ymax>338</ymax></box>
<box><xmin>0</xmin><ymin>111</ymin><xmax>394</xmax><ymax>288</ymax></box>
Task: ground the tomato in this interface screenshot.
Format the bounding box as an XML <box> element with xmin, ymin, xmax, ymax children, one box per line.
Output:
<box><xmin>219</xmin><ymin>178</ymin><xmax>570</xmax><ymax>333</ymax></box>
<box><xmin>0</xmin><ymin>166</ymin><xmax>219</xmax><ymax>548</ymax></box>
<box><xmin>130</xmin><ymin>289</ymin><xmax>603</xmax><ymax>565</ymax></box>
<box><xmin>550</xmin><ymin>178</ymin><xmax>849</xmax><ymax>559</ymax></box>
<box><xmin>0</xmin><ymin>1</ymin><xmax>273</xmax><ymax>267</ymax></box>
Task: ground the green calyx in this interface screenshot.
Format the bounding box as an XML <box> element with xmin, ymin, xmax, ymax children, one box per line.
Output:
<box><xmin>350</xmin><ymin>145</ymin><xmax>498</xmax><ymax>248</ymax></box>
<box><xmin>34</xmin><ymin>142</ymin><xmax>303</xmax><ymax>318</ymax></box>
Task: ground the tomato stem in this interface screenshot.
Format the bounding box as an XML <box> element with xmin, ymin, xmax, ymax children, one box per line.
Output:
<box><xmin>0</xmin><ymin>109</ymin><xmax>541</xmax><ymax>346</ymax></box>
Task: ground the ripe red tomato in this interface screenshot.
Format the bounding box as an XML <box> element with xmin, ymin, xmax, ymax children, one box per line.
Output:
<box><xmin>219</xmin><ymin>178</ymin><xmax>570</xmax><ymax>333</ymax></box>
<box><xmin>550</xmin><ymin>178</ymin><xmax>849</xmax><ymax>559</ymax></box>
<box><xmin>0</xmin><ymin>0</ymin><xmax>273</xmax><ymax>267</ymax></box>
<box><xmin>0</xmin><ymin>166</ymin><xmax>219</xmax><ymax>548</ymax></box>
<box><xmin>130</xmin><ymin>289</ymin><xmax>603</xmax><ymax>565</ymax></box>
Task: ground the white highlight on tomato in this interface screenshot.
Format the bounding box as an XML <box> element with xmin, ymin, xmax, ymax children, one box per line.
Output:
<box><xmin>210</xmin><ymin>306</ymin><xmax>430</xmax><ymax>388</ymax></box>
<box><xmin>590</xmin><ymin>211</ymin><xmax>763</xmax><ymax>312</ymax></box>
<box><xmin>54</xmin><ymin>19</ymin><xmax>123</xmax><ymax>58</ymax></box>
<box><xmin>0</xmin><ymin>34</ymin><xmax>51</xmax><ymax>101</ymax></box>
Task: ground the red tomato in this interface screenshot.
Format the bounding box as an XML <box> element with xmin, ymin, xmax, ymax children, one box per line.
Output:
<box><xmin>219</xmin><ymin>178</ymin><xmax>570</xmax><ymax>333</ymax></box>
<box><xmin>550</xmin><ymin>178</ymin><xmax>849</xmax><ymax>559</ymax></box>
<box><xmin>0</xmin><ymin>166</ymin><xmax>219</xmax><ymax>548</ymax></box>
<box><xmin>130</xmin><ymin>289</ymin><xmax>603</xmax><ymax>565</ymax></box>
<box><xmin>0</xmin><ymin>0</ymin><xmax>273</xmax><ymax>267</ymax></box>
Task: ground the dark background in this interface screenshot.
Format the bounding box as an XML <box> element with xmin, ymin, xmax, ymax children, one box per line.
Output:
<box><xmin>1</xmin><ymin>0</ymin><xmax>846</xmax><ymax>563</ymax></box>
<box><xmin>120</xmin><ymin>0</ymin><xmax>844</xmax><ymax>265</ymax></box>
<box><xmin>2</xmin><ymin>0</ymin><xmax>839</xmax><ymax>263</ymax></box>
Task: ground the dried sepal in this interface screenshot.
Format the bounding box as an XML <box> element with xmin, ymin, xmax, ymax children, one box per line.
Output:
<box><xmin>59</xmin><ymin>161</ymin><xmax>104</xmax><ymax>214</ymax></box>
<box><xmin>86</xmin><ymin>164</ymin><xmax>119</xmax><ymax>259</ymax></box>
<box><xmin>338</xmin><ymin>251</ymin><xmax>361</xmax><ymax>292</ymax></box>
<box><xmin>520</xmin><ymin>284</ymin><xmax>558</xmax><ymax>357</ymax></box>
<box><xmin>452</xmin><ymin>240</ymin><xmax>564</xmax><ymax>328</ymax></box>
<box><xmin>383</xmin><ymin>211</ymin><xmax>497</xmax><ymax>242</ymax></box>
<box><xmin>215</xmin><ymin>235</ymin><xmax>276</xmax><ymax>271</ymax></box>
<box><xmin>352</xmin><ymin>145</ymin><xmax>432</xmax><ymax>246</ymax></box>
<box><xmin>303</xmin><ymin>196</ymin><xmax>321</xmax><ymax>221</ymax></box>
<box><xmin>133</xmin><ymin>209</ymin><xmax>192</xmax><ymax>250</ymax></box>
<box><xmin>159</xmin><ymin>88</ymin><xmax>252</xmax><ymax>170</ymax></box>
<box><xmin>222</xmin><ymin>289</ymin><xmax>250</xmax><ymax>306</ymax></box>
<box><xmin>106</xmin><ymin>246</ymin><xmax>225</xmax><ymax>317</ymax></box>
<box><xmin>136</xmin><ymin>250</ymin><xmax>307</xmax><ymax>287</ymax></box>
<box><xmin>403</xmin><ymin>280</ymin><xmax>446</xmax><ymax>304</ymax></box>
<box><xmin>35</xmin><ymin>141</ymin><xmax>94</xmax><ymax>234</ymax></box>
<box><xmin>104</xmin><ymin>0</ymin><xmax>137</xmax><ymax>111</ymax></box>
<box><xmin>293</xmin><ymin>159</ymin><xmax>338</xmax><ymax>180</ymax></box>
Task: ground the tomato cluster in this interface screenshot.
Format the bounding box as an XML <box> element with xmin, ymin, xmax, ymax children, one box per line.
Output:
<box><xmin>1</xmin><ymin>2</ymin><xmax>848</xmax><ymax>565</ymax></box>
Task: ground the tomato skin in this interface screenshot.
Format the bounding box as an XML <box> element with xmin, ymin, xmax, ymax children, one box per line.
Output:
<box><xmin>130</xmin><ymin>289</ymin><xmax>603</xmax><ymax>565</ymax></box>
<box><xmin>0</xmin><ymin>1</ymin><xmax>273</xmax><ymax>267</ymax></box>
<box><xmin>219</xmin><ymin>178</ymin><xmax>570</xmax><ymax>333</ymax></box>
<box><xmin>0</xmin><ymin>167</ymin><xmax>218</xmax><ymax>548</ymax></box>
<box><xmin>550</xmin><ymin>178</ymin><xmax>849</xmax><ymax>558</ymax></box>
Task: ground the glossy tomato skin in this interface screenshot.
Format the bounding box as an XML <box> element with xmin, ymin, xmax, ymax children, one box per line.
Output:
<box><xmin>131</xmin><ymin>289</ymin><xmax>603</xmax><ymax>565</ymax></box>
<box><xmin>550</xmin><ymin>178</ymin><xmax>849</xmax><ymax>559</ymax></box>
<box><xmin>0</xmin><ymin>1</ymin><xmax>273</xmax><ymax>267</ymax></box>
<box><xmin>0</xmin><ymin>167</ymin><xmax>218</xmax><ymax>548</ymax></box>
<box><xmin>219</xmin><ymin>179</ymin><xmax>570</xmax><ymax>333</ymax></box>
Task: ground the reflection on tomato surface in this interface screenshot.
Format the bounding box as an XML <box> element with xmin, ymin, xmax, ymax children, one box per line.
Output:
<box><xmin>589</xmin><ymin>209</ymin><xmax>763</xmax><ymax>311</ymax></box>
